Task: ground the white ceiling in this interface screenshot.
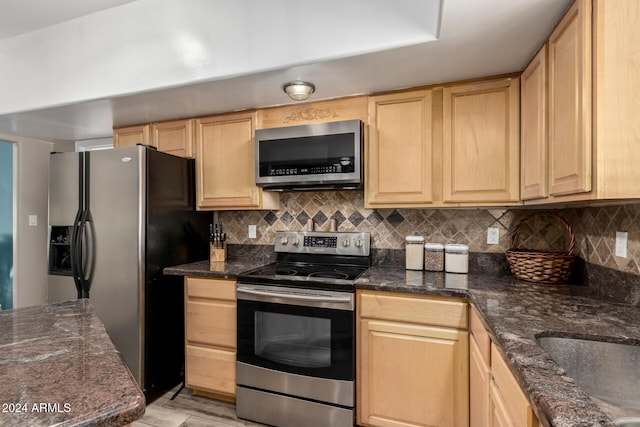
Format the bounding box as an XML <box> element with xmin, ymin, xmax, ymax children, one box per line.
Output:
<box><xmin>0</xmin><ymin>0</ymin><xmax>571</xmax><ymax>143</ymax></box>
<box><xmin>0</xmin><ymin>0</ymin><xmax>139</xmax><ymax>39</ymax></box>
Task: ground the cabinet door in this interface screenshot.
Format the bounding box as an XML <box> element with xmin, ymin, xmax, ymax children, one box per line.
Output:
<box><xmin>113</xmin><ymin>124</ymin><xmax>150</xmax><ymax>148</ymax></box>
<box><xmin>151</xmin><ymin>119</ymin><xmax>194</xmax><ymax>158</ymax></box>
<box><xmin>470</xmin><ymin>335</ymin><xmax>491</xmax><ymax>427</ymax></box>
<box><xmin>489</xmin><ymin>381</ymin><xmax>516</xmax><ymax>427</ymax></box>
<box><xmin>548</xmin><ymin>0</ymin><xmax>592</xmax><ymax>196</ymax></box>
<box><xmin>490</xmin><ymin>344</ymin><xmax>539</xmax><ymax>427</ymax></box>
<box><xmin>358</xmin><ymin>319</ymin><xmax>469</xmax><ymax>427</ymax></box>
<box><xmin>443</xmin><ymin>79</ymin><xmax>520</xmax><ymax>204</ymax></box>
<box><xmin>366</xmin><ymin>90</ymin><xmax>434</xmax><ymax>207</ymax></box>
<box><xmin>521</xmin><ymin>46</ymin><xmax>548</xmax><ymax>201</ymax></box>
<box><xmin>195</xmin><ymin>112</ymin><xmax>278</xmax><ymax>210</ymax></box>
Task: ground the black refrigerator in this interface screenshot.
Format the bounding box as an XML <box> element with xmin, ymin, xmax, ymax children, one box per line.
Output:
<box><xmin>47</xmin><ymin>145</ymin><xmax>210</xmax><ymax>401</ymax></box>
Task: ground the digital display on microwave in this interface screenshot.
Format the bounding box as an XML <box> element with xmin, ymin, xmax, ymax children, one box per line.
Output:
<box><xmin>258</xmin><ymin>133</ymin><xmax>355</xmax><ymax>177</ymax></box>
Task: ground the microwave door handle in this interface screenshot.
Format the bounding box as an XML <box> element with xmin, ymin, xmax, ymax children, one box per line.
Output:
<box><xmin>236</xmin><ymin>286</ymin><xmax>352</xmax><ymax>304</ymax></box>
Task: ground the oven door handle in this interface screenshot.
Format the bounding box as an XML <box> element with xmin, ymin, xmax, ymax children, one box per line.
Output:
<box><xmin>236</xmin><ymin>286</ymin><xmax>353</xmax><ymax>304</ymax></box>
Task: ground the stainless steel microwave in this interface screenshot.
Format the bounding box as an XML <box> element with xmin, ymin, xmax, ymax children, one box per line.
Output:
<box><xmin>255</xmin><ymin>119</ymin><xmax>363</xmax><ymax>190</ymax></box>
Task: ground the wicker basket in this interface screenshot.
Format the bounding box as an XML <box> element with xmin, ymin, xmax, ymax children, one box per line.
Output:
<box><xmin>506</xmin><ymin>212</ymin><xmax>576</xmax><ymax>283</ymax></box>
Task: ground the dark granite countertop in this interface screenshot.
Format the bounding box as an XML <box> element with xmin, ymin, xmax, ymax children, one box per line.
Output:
<box><xmin>358</xmin><ymin>266</ymin><xmax>640</xmax><ymax>427</ymax></box>
<box><xmin>163</xmin><ymin>259</ymin><xmax>258</xmax><ymax>279</ymax></box>
<box><xmin>165</xmin><ymin>259</ymin><xmax>640</xmax><ymax>426</ymax></box>
<box><xmin>0</xmin><ymin>299</ymin><xmax>145</xmax><ymax>427</ymax></box>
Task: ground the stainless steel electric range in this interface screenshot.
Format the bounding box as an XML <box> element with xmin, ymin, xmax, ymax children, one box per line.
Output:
<box><xmin>236</xmin><ymin>230</ymin><xmax>370</xmax><ymax>427</ymax></box>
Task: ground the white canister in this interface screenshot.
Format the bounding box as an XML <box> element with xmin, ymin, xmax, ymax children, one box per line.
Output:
<box><xmin>405</xmin><ymin>236</ymin><xmax>425</xmax><ymax>270</ymax></box>
<box><xmin>444</xmin><ymin>244</ymin><xmax>469</xmax><ymax>274</ymax></box>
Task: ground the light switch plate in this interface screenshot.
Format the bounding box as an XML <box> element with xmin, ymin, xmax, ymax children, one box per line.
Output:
<box><xmin>615</xmin><ymin>231</ymin><xmax>628</xmax><ymax>258</ymax></box>
<box><xmin>28</xmin><ymin>215</ymin><xmax>37</xmax><ymax>226</ymax></box>
<box><xmin>248</xmin><ymin>225</ymin><xmax>257</xmax><ymax>239</ymax></box>
<box><xmin>487</xmin><ymin>227</ymin><xmax>499</xmax><ymax>245</ymax></box>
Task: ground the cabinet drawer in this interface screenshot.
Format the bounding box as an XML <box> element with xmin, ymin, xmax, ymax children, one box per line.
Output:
<box><xmin>358</xmin><ymin>291</ymin><xmax>468</xmax><ymax>329</ymax></box>
<box><xmin>186</xmin><ymin>300</ymin><xmax>236</xmax><ymax>348</ymax></box>
<box><xmin>470</xmin><ymin>305</ymin><xmax>491</xmax><ymax>365</ymax></box>
<box><xmin>186</xmin><ymin>345</ymin><xmax>236</xmax><ymax>396</ymax></box>
<box><xmin>186</xmin><ymin>277</ymin><xmax>236</xmax><ymax>301</ymax></box>
<box><xmin>491</xmin><ymin>343</ymin><xmax>537</xmax><ymax>427</ymax></box>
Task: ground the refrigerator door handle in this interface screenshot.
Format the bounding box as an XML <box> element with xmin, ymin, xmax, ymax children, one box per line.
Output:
<box><xmin>70</xmin><ymin>209</ymin><xmax>83</xmax><ymax>299</ymax></box>
<box><xmin>77</xmin><ymin>210</ymin><xmax>92</xmax><ymax>298</ymax></box>
<box><xmin>70</xmin><ymin>153</ymin><xmax>86</xmax><ymax>300</ymax></box>
<box><xmin>77</xmin><ymin>152</ymin><xmax>92</xmax><ymax>299</ymax></box>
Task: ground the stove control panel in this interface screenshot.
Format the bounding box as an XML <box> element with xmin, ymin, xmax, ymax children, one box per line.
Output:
<box><xmin>304</xmin><ymin>235</ymin><xmax>337</xmax><ymax>248</ymax></box>
<box><xmin>275</xmin><ymin>231</ymin><xmax>370</xmax><ymax>256</ymax></box>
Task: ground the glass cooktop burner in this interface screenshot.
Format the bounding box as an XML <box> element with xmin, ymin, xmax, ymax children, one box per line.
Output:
<box><xmin>308</xmin><ymin>271</ymin><xmax>350</xmax><ymax>280</ymax></box>
<box><xmin>275</xmin><ymin>268</ymin><xmax>297</xmax><ymax>276</ymax></box>
<box><xmin>243</xmin><ymin>262</ymin><xmax>367</xmax><ymax>284</ymax></box>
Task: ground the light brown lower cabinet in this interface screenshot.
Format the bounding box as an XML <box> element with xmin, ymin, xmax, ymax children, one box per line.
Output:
<box><xmin>469</xmin><ymin>306</ymin><xmax>539</xmax><ymax>427</ymax></box>
<box><xmin>470</xmin><ymin>334</ymin><xmax>491</xmax><ymax>427</ymax></box>
<box><xmin>489</xmin><ymin>343</ymin><xmax>539</xmax><ymax>427</ymax></box>
<box><xmin>357</xmin><ymin>290</ymin><xmax>469</xmax><ymax>427</ymax></box>
<box><xmin>184</xmin><ymin>277</ymin><xmax>236</xmax><ymax>400</ymax></box>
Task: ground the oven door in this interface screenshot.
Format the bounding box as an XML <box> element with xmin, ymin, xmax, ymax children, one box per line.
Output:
<box><xmin>236</xmin><ymin>284</ymin><xmax>354</xmax><ymax>382</ymax></box>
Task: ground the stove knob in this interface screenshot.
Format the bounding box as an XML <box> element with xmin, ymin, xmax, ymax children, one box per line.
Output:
<box><xmin>280</xmin><ymin>236</ymin><xmax>289</xmax><ymax>246</ymax></box>
<box><xmin>355</xmin><ymin>239</ymin><xmax>363</xmax><ymax>248</ymax></box>
<box><xmin>342</xmin><ymin>238</ymin><xmax>350</xmax><ymax>247</ymax></box>
<box><xmin>292</xmin><ymin>239</ymin><xmax>300</xmax><ymax>246</ymax></box>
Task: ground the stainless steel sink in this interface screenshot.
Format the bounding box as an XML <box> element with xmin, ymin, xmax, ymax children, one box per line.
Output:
<box><xmin>537</xmin><ymin>336</ymin><xmax>640</xmax><ymax>419</ymax></box>
<box><xmin>615</xmin><ymin>418</ymin><xmax>640</xmax><ymax>427</ymax></box>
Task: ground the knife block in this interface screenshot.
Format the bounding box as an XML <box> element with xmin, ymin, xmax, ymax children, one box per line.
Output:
<box><xmin>209</xmin><ymin>243</ymin><xmax>227</xmax><ymax>269</ymax></box>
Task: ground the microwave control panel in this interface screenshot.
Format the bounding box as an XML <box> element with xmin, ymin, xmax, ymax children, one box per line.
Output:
<box><xmin>268</xmin><ymin>164</ymin><xmax>344</xmax><ymax>176</ymax></box>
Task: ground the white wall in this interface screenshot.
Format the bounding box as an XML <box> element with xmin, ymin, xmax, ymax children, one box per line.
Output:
<box><xmin>0</xmin><ymin>134</ymin><xmax>53</xmax><ymax>308</ymax></box>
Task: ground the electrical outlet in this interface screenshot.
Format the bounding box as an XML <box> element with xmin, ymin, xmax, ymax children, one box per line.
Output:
<box><xmin>487</xmin><ymin>227</ymin><xmax>500</xmax><ymax>245</ymax></box>
<box><xmin>615</xmin><ymin>231</ymin><xmax>628</xmax><ymax>258</ymax></box>
<box><xmin>248</xmin><ymin>225</ymin><xmax>257</xmax><ymax>239</ymax></box>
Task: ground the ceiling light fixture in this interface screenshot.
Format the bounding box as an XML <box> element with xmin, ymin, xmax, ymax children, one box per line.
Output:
<box><xmin>282</xmin><ymin>81</ymin><xmax>316</xmax><ymax>101</ymax></box>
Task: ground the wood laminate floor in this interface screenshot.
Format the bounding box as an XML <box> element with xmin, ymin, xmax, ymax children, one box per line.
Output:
<box><xmin>133</xmin><ymin>386</ymin><xmax>268</xmax><ymax>427</ymax></box>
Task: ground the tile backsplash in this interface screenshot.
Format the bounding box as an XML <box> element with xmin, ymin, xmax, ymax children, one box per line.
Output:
<box><xmin>219</xmin><ymin>191</ymin><xmax>517</xmax><ymax>252</ymax></box>
<box><xmin>219</xmin><ymin>191</ymin><xmax>640</xmax><ymax>277</ymax></box>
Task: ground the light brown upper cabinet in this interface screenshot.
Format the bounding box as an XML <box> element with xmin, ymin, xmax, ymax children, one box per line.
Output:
<box><xmin>113</xmin><ymin>124</ymin><xmax>150</xmax><ymax>148</ymax></box>
<box><xmin>367</xmin><ymin>78</ymin><xmax>520</xmax><ymax>208</ymax></box>
<box><xmin>366</xmin><ymin>90</ymin><xmax>435</xmax><ymax>207</ymax></box>
<box><xmin>194</xmin><ymin>112</ymin><xmax>279</xmax><ymax>211</ymax></box>
<box><xmin>548</xmin><ymin>0</ymin><xmax>592</xmax><ymax>197</ymax></box>
<box><xmin>520</xmin><ymin>45</ymin><xmax>548</xmax><ymax>201</ymax></box>
<box><xmin>114</xmin><ymin>121</ymin><xmax>193</xmax><ymax>158</ymax></box>
<box><xmin>524</xmin><ymin>0</ymin><xmax>640</xmax><ymax>204</ymax></box>
<box><xmin>151</xmin><ymin>119</ymin><xmax>194</xmax><ymax>158</ymax></box>
<box><xmin>442</xmin><ymin>78</ymin><xmax>520</xmax><ymax>205</ymax></box>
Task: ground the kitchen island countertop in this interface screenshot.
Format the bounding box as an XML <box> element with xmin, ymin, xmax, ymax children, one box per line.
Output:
<box><xmin>0</xmin><ymin>299</ymin><xmax>145</xmax><ymax>427</ymax></box>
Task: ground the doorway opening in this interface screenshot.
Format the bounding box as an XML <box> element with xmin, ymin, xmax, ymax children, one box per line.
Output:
<box><xmin>0</xmin><ymin>140</ymin><xmax>14</xmax><ymax>310</ymax></box>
